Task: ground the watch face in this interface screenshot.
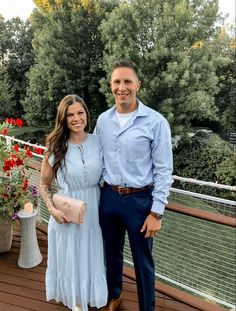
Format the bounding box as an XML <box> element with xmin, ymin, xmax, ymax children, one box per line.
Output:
<box><xmin>157</xmin><ymin>214</ymin><xmax>163</xmax><ymax>220</ymax></box>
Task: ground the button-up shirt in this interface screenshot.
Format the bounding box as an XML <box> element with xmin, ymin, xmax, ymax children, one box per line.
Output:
<box><xmin>94</xmin><ymin>100</ymin><xmax>173</xmax><ymax>214</ymax></box>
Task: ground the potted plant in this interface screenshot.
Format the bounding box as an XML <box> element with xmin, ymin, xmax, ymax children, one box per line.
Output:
<box><xmin>0</xmin><ymin>118</ymin><xmax>42</xmax><ymax>252</ymax></box>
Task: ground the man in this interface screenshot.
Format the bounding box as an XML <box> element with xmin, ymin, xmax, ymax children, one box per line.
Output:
<box><xmin>95</xmin><ymin>59</ymin><xmax>173</xmax><ymax>311</ymax></box>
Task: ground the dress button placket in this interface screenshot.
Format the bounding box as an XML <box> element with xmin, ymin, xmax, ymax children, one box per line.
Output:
<box><xmin>78</xmin><ymin>145</ymin><xmax>88</xmax><ymax>188</ymax></box>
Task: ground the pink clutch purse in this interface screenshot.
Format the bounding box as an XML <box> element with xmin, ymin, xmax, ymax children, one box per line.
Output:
<box><xmin>52</xmin><ymin>193</ymin><xmax>87</xmax><ymax>224</ymax></box>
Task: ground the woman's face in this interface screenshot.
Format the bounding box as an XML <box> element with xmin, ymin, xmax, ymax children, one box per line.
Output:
<box><xmin>66</xmin><ymin>102</ymin><xmax>87</xmax><ymax>134</ymax></box>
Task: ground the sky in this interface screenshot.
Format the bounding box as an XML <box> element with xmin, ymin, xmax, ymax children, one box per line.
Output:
<box><xmin>0</xmin><ymin>0</ymin><xmax>235</xmax><ymax>22</ymax></box>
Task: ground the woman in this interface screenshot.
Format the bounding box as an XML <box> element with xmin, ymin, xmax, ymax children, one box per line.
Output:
<box><xmin>40</xmin><ymin>94</ymin><xmax>107</xmax><ymax>311</ymax></box>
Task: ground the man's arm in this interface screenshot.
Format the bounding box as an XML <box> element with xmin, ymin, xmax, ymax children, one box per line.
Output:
<box><xmin>141</xmin><ymin>118</ymin><xmax>173</xmax><ymax>238</ymax></box>
<box><xmin>150</xmin><ymin>118</ymin><xmax>173</xmax><ymax>214</ymax></box>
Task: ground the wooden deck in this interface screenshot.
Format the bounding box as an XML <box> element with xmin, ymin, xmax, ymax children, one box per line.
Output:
<box><xmin>0</xmin><ymin>223</ymin><xmax>227</xmax><ymax>311</ymax></box>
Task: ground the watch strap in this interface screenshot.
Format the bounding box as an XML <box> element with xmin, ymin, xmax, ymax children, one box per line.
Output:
<box><xmin>149</xmin><ymin>211</ymin><xmax>163</xmax><ymax>220</ymax></box>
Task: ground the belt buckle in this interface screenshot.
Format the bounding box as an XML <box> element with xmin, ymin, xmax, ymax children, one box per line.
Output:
<box><xmin>117</xmin><ymin>186</ymin><xmax>125</xmax><ymax>194</ymax></box>
<box><xmin>118</xmin><ymin>186</ymin><xmax>131</xmax><ymax>195</ymax></box>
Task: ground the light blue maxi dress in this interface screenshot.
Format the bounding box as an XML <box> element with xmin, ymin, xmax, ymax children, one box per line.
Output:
<box><xmin>46</xmin><ymin>134</ymin><xmax>108</xmax><ymax>311</ymax></box>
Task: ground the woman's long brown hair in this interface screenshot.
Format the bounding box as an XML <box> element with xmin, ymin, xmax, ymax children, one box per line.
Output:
<box><xmin>45</xmin><ymin>94</ymin><xmax>91</xmax><ymax>177</ymax></box>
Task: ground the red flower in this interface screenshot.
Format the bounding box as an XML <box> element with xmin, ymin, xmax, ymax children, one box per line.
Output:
<box><xmin>2</xmin><ymin>129</ymin><xmax>7</xmax><ymax>136</ymax></box>
<box><xmin>5</xmin><ymin>118</ymin><xmax>15</xmax><ymax>125</ymax></box>
<box><xmin>3</xmin><ymin>164</ymin><xmax>11</xmax><ymax>171</ymax></box>
<box><xmin>15</xmin><ymin>118</ymin><xmax>23</xmax><ymax>127</ymax></box>
<box><xmin>0</xmin><ymin>116</ymin><xmax>39</xmax><ymax>222</ymax></box>
<box><xmin>22</xmin><ymin>179</ymin><xmax>28</xmax><ymax>191</ymax></box>
<box><xmin>16</xmin><ymin>158</ymin><xmax>24</xmax><ymax>166</ymax></box>
<box><xmin>35</xmin><ymin>147</ymin><xmax>43</xmax><ymax>155</ymax></box>
<box><xmin>25</xmin><ymin>148</ymin><xmax>33</xmax><ymax>158</ymax></box>
<box><xmin>13</xmin><ymin>144</ymin><xmax>19</xmax><ymax>152</ymax></box>
<box><xmin>5</xmin><ymin>118</ymin><xmax>23</xmax><ymax>127</ymax></box>
<box><xmin>3</xmin><ymin>159</ymin><xmax>15</xmax><ymax>171</ymax></box>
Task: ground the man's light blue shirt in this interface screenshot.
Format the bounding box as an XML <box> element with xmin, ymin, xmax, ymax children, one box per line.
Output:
<box><xmin>94</xmin><ymin>100</ymin><xmax>173</xmax><ymax>214</ymax></box>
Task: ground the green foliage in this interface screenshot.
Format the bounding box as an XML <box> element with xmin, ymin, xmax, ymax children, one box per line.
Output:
<box><xmin>0</xmin><ymin>120</ymin><xmax>39</xmax><ymax>222</ymax></box>
<box><xmin>6</xmin><ymin>18</ymin><xmax>35</xmax><ymax>117</ymax></box>
<box><xmin>100</xmin><ymin>0</ymin><xmax>228</xmax><ymax>134</ymax></box>
<box><xmin>0</xmin><ymin>16</ymin><xmax>35</xmax><ymax>117</ymax></box>
<box><xmin>0</xmin><ymin>0</ymin><xmax>234</xmax><ymax>138</ymax></box>
<box><xmin>8</xmin><ymin>126</ymin><xmax>48</xmax><ymax>145</ymax></box>
<box><xmin>173</xmin><ymin>132</ymin><xmax>235</xmax><ymax>199</ymax></box>
<box><xmin>174</xmin><ymin>133</ymin><xmax>229</xmax><ymax>180</ymax></box>
<box><xmin>214</xmin><ymin>33</ymin><xmax>236</xmax><ymax>132</ymax></box>
<box><xmin>0</xmin><ymin>69</ymin><xmax>15</xmax><ymax>116</ymax></box>
<box><xmin>0</xmin><ymin>15</ymin><xmax>11</xmax><ymax>66</ymax></box>
<box><xmin>23</xmin><ymin>0</ymin><xmax>117</xmax><ymax>127</ymax></box>
<box><xmin>216</xmin><ymin>153</ymin><xmax>236</xmax><ymax>185</ymax></box>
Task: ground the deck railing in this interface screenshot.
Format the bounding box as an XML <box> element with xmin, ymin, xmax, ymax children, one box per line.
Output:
<box><xmin>125</xmin><ymin>193</ymin><xmax>236</xmax><ymax>310</ymax></box>
<box><xmin>1</xmin><ymin>135</ymin><xmax>236</xmax><ymax>310</ymax></box>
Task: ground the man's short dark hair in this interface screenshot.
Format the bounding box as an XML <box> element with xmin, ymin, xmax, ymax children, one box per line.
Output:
<box><xmin>111</xmin><ymin>59</ymin><xmax>138</xmax><ymax>75</ymax></box>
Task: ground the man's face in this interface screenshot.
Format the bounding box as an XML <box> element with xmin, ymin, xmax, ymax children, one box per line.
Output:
<box><xmin>110</xmin><ymin>67</ymin><xmax>141</xmax><ymax>113</ymax></box>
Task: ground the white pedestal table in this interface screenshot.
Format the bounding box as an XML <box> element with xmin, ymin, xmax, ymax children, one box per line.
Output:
<box><xmin>17</xmin><ymin>209</ymin><xmax>43</xmax><ymax>268</ymax></box>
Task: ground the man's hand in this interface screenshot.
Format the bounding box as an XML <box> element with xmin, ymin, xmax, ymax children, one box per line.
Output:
<box><xmin>140</xmin><ymin>214</ymin><xmax>162</xmax><ymax>238</ymax></box>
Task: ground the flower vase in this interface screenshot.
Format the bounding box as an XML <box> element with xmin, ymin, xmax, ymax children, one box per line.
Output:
<box><xmin>0</xmin><ymin>217</ymin><xmax>13</xmax><ymax>253</ymax></box>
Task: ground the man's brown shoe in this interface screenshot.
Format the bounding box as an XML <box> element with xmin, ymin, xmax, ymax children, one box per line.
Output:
<box><xmin>106</xmin><ymin>294</ymin><xmax>122</xmax><ymax>311</ymax></box>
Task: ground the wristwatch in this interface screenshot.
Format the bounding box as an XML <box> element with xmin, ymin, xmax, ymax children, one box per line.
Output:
<box><xmin>149</xmin><ymin>211</ymin><xmax>163</xmax><ymax>220</ymax></box>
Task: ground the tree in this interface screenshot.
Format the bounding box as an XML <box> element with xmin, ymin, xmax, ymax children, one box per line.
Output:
<box><xmin>0</xmin><ymin>15</ymin><xmax>10</xmax><ymax>67</ymax></box>
<box><xmin>6</xmin><ymin>18</ymin><xmax>35</xmax><ymax>117</ymax></box>
<box><xmin>0</xmin><ymin>69</ymin><xmax>15</xmax><ymax>117</ymax></box>
<box><xmin>213</xmin><ymin>27</ymin><xmax>236</xmax><ymax>133</ymax></box>
<box><xmin>100</xmin><ymin>0</ymin><xmax>222</xmax><ymax>134</ymax></box>
<box><xmin>23</xmin><ymin>0</ymin><xmax>117</xmax><ymax>128</ymax></box>
<box><xmin>0</xmin><ymin>16</ymin><xmax>15</xmax><ymax>117</ymax></box>
<box><xmin>0</xmin><ymin>16</ymin><xmax>35</xmax><ymax>117</ymax></box>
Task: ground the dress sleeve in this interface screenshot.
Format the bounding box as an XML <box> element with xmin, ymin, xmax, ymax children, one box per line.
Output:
<box><xmin>48</xmin><ymin>153</ymin><xmax>55</xmax><ymax>167</ymax></box>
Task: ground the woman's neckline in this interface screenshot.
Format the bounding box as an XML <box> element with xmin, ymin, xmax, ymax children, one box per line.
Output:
<box><xmin>68</xmin><ymin>132</ymin><xmax>89</xmax><ymax>146</ymax></box>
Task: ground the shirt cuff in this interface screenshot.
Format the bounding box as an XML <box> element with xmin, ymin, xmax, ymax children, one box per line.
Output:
<box><xmin>151</xmin><ymin>200</ymin><xmax>166</xmax><ymax>215</ymax></box>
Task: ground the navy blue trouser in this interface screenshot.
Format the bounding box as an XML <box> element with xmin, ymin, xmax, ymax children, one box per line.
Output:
<box><xmin>99</xmin><ymin>183</ymin><xmax>155</xmax><ymax>311</ymax></box>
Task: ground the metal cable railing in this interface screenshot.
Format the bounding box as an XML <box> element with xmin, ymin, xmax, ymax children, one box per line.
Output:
<box><xmin>169</xmin><ymin>188</ymin><xmax>236</xmax><ymax>218</ymax></box>
<box><xmin>124</xmin><ymin>210</ymin><xmax>235</xmax><ymax>309</ymax></box>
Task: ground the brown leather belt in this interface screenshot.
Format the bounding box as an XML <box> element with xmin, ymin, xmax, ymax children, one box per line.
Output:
<box><xmin>105</xmin><ymin>182</ymin><xmax>150</xmax><ymax>195</ymax></box>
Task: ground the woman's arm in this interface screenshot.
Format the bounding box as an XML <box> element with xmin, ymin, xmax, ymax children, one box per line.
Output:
<box><xmin>40</xmin><ymin>156</ymin><xmax>70</xmax><ymax>224</ymax></box>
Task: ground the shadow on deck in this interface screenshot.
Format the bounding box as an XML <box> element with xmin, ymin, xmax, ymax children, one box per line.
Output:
<box><xmin>0</xmin><ymin>223</ymin><xmax>227</xmax><ymax>311</ymax></box>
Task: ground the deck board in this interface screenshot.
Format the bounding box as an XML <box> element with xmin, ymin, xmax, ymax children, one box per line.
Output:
<box><xmin>0</xmin><ymin>224</ymin><xmax>225</xmax><ymax>311</ymax></box>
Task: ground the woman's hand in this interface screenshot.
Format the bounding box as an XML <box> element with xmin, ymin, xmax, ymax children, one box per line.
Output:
<box><xmin>49</xmin><ymin>206</ymin><xmax>71</xmax><ymax>224</ymax></box>
<box><xmin>40</xmin><ymin>155</ymin><xmax>70</xmax><ymax>224</ymax></box>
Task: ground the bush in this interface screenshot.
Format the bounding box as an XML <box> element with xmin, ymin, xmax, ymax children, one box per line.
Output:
<box><xmin>8</xmin><ymin>127</ymin><xmax>49</xmax><ymax>145</ymax></box>
<box><xmin>173</xmin><ymin>132</ymin><xmax>235</xmax><ymax>200</ymax></box>
<box><xmin>216</xmin><ymin>154</ymin><xmax>236</xmax><ymax>185</ymax></box>
<box><xmin>16</xmin><ymin>129</ymin><xmax>47</xmax><ymax>145</ymax></box>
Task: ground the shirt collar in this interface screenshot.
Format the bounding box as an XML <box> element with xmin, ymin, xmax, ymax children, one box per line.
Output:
<box><xmin>108</xmin><ymin>99</ymin><xmax>148</xmax><ymax>120</ymax></box>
